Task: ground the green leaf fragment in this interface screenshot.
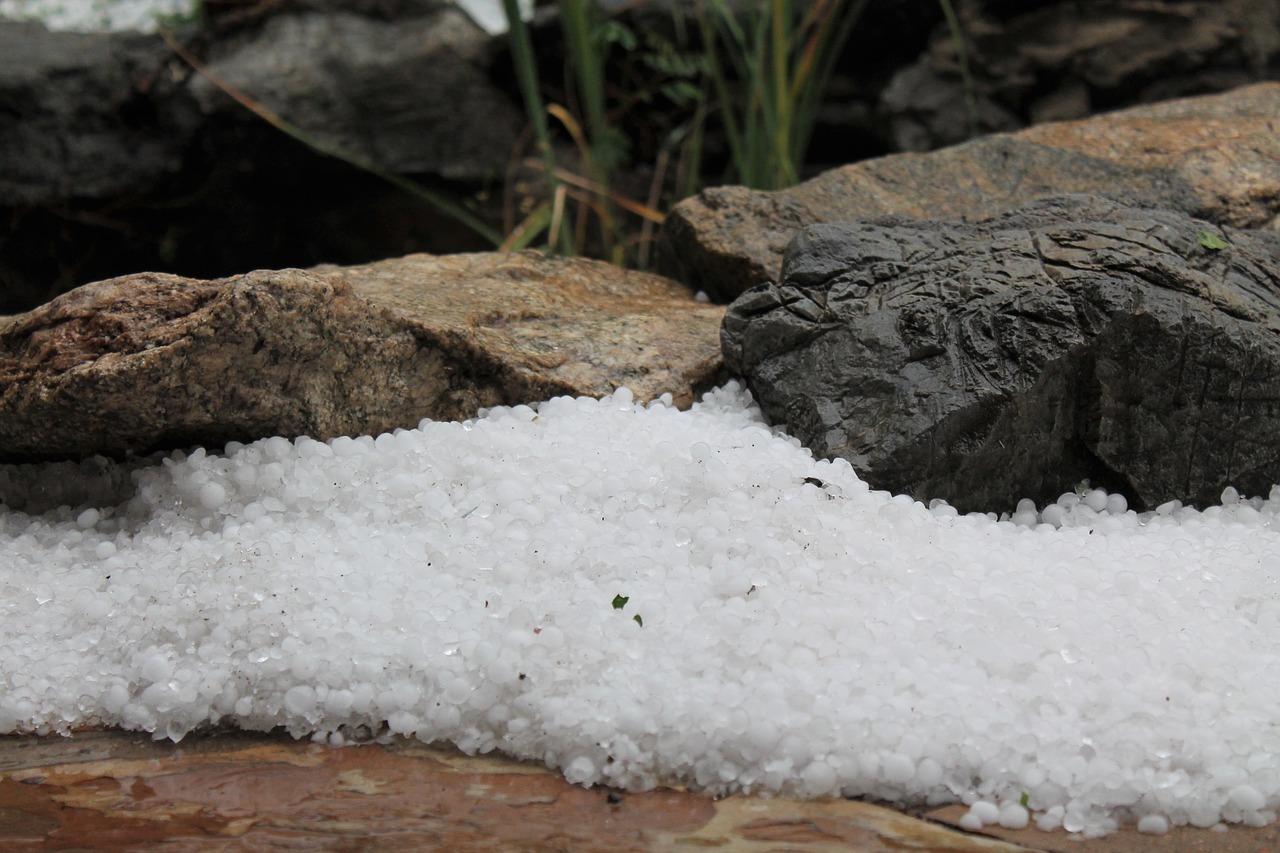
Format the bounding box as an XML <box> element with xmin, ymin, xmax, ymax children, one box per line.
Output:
<box><xmin>633</xmin><ymin>614</ymin><xmax>643</xmax><ymax>626</ymax></box>
<box><xmin>612</xmin><ymin>594</ymin><xmax>629</xmax><ymax>609</ymax></box>
<box><xmin>1198</xmin><ymin>230</ymin><xmax>1228</xmax><ymax>250</ymax></box>
<box><xmin>1020</xmin><ymin>791</ymin><xmax>1030</xmax><ymax>808</ymax></box>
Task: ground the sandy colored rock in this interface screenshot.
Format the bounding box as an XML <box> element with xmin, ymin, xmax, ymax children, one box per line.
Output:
<box><xmin>0</xmin><ymin>251</ymin><xmax>725</xmax><ymax>462</ymax></box>
<box><xmin>660</xmin><ymin>82</ymin><xmax>1280</xmax><ymax>300</ymax></box>
<box><xmin>0</xmin><ymin>729</ymin><xmax>1031</xmax><ymax>852</ymax></box>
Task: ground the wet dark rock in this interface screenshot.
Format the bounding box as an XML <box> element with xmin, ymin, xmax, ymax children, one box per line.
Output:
<box><xmin>0</xmin><ymin>22</ymin><xmax>196</xmax><ymax>205</ymax></box>
<box><xmin>188</xmin><ymin>6</ymin><xmax>521</xmax><ymax>182</ymax></box>
<box><xmin>0</xmin><ymin>6</ymin><xmax>519</xmax><ymax>313</ymax></box>
<box><xmin>882</xmin><ymin>0</ymin><xmax>1280</xmax><ymax>152</ymax></box>
<box><xmin>722</xmin><ymin>195</ymin><xmax>1280</xmax><ymax>512</ymax></box>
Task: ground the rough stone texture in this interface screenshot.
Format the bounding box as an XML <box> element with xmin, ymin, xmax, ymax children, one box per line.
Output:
<box><xmin>188</xmin><ymin>6</ymin><xmax>522</xmax><ymax>182</ymax></box>
<box><xmin>722</xmin><ymin>195</ymin><xmax>1280</xmax><ymax>512</ymax></box>
<box><xmin>0</xmin><ymin>730</ymin><xmax>1031</xmax><ymax>852</ymax></box>
<box><xmin>660</xmin><ymin>83</ymin><xmax>1280</xmax><ymax>301</ymax></box>
<box><xmin>0</xmin><ymin>5</ymin><xmax>520</xmax><ymax>314</ymax></box>
<box><xmin>881</xmin><ymin>0</ymin><xmax>1280</xmax><ymax>152</ymax></box>
<box><xmin>5</xmin><ymin>729</ymin><xmax>1277</xmax><ymax>851</ymax></box>
<box><xmin>0</xmin><ymin>252</ymin><xmax>725</xmax><ymax>462</ymax></box>
<box><xmin>0</xmin><ymin>5</ymin><xmax>517</xmax><ymax>206</ymax></box>
<box><xmin>0</xmin><ymin>22</ymin><xmax>196</xmax><ymax>204</ymax></box>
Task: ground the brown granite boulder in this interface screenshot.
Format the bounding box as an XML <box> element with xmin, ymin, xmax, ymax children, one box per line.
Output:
<box><xmin>660</xmin><ymin>82</ymin><xmax>1280</xmax><ymax>301</ymax></box>
<box><xmin>0</xmin><ymin>252</ymin><xmax>725</xmax><ymax>462</ymax></box>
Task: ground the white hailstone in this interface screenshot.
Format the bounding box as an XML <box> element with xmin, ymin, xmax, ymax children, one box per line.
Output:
<box><xmin>882</xmin><ymin>754</ymin><xmax>915</xmax><ymax>785</ymax></box>
<box><xmin>564</xmin><ymin>756</ymin><xmax>597</xmax><ymax>785</ymax></box>
<box><xmin>997</xmin><ymin>802</ymin><xmax>1030</xmax><ymax>829</ymax></box>
<box><xmin>1083</xmin><ymin>489</ymin><xmax>1109</xmax><ymax>513</ymax></box>
<box><xmin>800</xmin><ymin>759</ymin><xmax>838</xmax><ymax>795</ymax></box>
<box><xmin>140</xmin><ymin>655</ymin><xmax>173</xmax><ymax>683</ymax></box>
<box><xmin>1137</xmin><ymin>814</ymin><xmax>1170</xmax><ymax>834</ymax></box>
<box><xmin>969</xmin><ymin>801</ymin><xmax>1000</xmax><ymax>824</ymax></box>
<box><xmin>1229</xmin><ymin>784</ymin><xmax>1267</xmax><ymax>811</ymax></box>
<box><xmin>198</xmin><ymin>482</ymin><xmax>227</xmax><ymax>510</ymax></box>
<box><xmin>284</xmin><ymin>685</ymin><xmax>317</xmax><ymax>715</ymax></box>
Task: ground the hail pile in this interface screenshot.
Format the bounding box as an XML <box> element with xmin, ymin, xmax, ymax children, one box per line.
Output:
<box><xmin>2</xmin><ymin>384</ymin><xmax>1278</xmax><ymax>837</ymax></box>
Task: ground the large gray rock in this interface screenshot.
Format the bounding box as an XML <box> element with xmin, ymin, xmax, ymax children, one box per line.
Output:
<box><xmin>0</xmin><ymin>252</ymin><xmax>725</xmax><ymax>462</ymax></box>
<box><xmin>0</xmin><ymin>5</ymin><xmax>519</xmax><ymax>205</ymax></box>
<box><xmin>722</xmin><ymin>195</ymin><xmax>1280</xmax><ymax>512</ymax></box>
<box><xmin>661</xmin><ymin>83</ymin><xmax>1280</xmax><ymax>301</ymax></box>
<box><xmin>0</xmin><ymin>22</ymin><xmax>195</xmax><ymax>204</ymax></box>
<box><xmin>188</xmin><ymin>6</ymin><xmax>521</xmax><ymax>182</ymax></box>
<box><xmin>881</xmin><ymin>0</ymin><xmax>1280</xmax><ymax>152</ymax></box>
<box><xmin>0</xmin><ymin>5</ymin><xmax>522</xmax><ymax>314</ymax></box>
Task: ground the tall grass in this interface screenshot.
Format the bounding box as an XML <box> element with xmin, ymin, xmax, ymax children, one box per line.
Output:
<box><xmin>501</xmin><ymin>0</ymin><xmax>972</xmax><ymax>251</ymax></box>
<box><xmin>696</xmin><ymin>0</ymin><xmax>870</xmax><ymax>190</ymax></box>
<box><xmin>500</xmin><ymin>0</ymin><xmax>657</xmax><ymax>264</ymax></box>
<box><xmin>168</xmin><ymin>0</ymin><xmax>973</xmax><ymax>268</ymax></box>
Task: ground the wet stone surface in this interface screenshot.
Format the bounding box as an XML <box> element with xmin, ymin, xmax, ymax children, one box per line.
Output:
<box><xmin>3</xmin><ymin>729</ymin><xmax>1278</xmax><ymax>851</ymax></box>
<box><xmin>0</xmin><ymin>729</ymin><xmax>1027</xmax><ymax>852</ymax></box>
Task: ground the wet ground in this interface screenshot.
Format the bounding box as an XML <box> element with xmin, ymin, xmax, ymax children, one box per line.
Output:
<box><xmin>2</xmin><ymin>730</ymin><xmax>1277</xmax><ymax>852</ymax></box>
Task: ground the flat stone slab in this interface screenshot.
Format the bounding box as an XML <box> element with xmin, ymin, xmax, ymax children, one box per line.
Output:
<box><xmin>0</xmin><ymin>252</ymin><xmax>725</xmax><ymax>462</ymax></box>
<box><xmin>0</xmin><ymin>730</ymin><xmax>1028</xmax><ymax>852</ymax></box>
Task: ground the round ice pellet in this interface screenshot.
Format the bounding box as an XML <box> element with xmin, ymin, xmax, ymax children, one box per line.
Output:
<box><xmin>198</xmin><ymin>482</ymin><xmax>227</xmax><ymax>509</ymax></box>
<box><xmin>1084</xmin><ymin>489</ymin><xmax>1108</xmax><ymax>512</ymax></box>
<box><xmin>1137</xmin><ymin>814</ymin><xmax>1170</xmax><ymax>834</ymax></box>
<box><xmin>998</xmin><ymin>803</ymin><xmax>1029</xmax><ymax>829</ymax></box>
<box><xmin>284</xmin><ymin>685</ymin><xmax>317</xmax><ymax>715</ymax></box>
<box><xmin>1229</xmin><ymin>784</ymin><xmax>1266</xmax><ymax>811</ymax></box>
<box><xmin>882</xmin><ymin>754</ymin><xmax>915</xmax><ymax>784</ymax></box>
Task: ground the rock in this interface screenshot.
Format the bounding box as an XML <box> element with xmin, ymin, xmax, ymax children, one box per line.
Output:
<box><xmin>881</xmin><ymin>0</ymin><xmax>1280</xmax><ymax>152</ymax></box>
<box><xmin>0</xmin><ymin>5</ymin><xmax>522</xmax><ymax>314</ymax></box>
<box><xmin>0</xmin><ymin>5</ymin><xmax>517</xmax><ymax>205</ymax></box>
<box><xmin>0</xmin><ymin>729</ymin><xmax>1031</xmax><ymax>852</ymax></box>
<box><xmin>721</xmin><ymin>195</ymin><xmax>1280</xmax><ymax>512</ymax></box>
<box><xmin>0</xmin><ymin>252</ymin><xmax>725</xmax><ymax>462</ymax></box>
<box><xmin>188</xmin><ymin>6</ymin><xmax>522</xmax><ymax>182</ymax></box>
<box><xmin>660</xmin><ymin>82</ymin><xmax>1280</xmax><ymax>301</ymax></box>
<box><xmin>0</xmin><ymin>21</ymin><xmax>195</xmax><ymax>205</ymax></box>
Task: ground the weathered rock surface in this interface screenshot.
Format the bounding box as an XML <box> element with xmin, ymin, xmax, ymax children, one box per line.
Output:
<box><xmin>662</xmin><ymin>83</ymin><xmax>1280</xmax><ymax>301</ymax></box>
<box><xmin>881</xmin><ymin>0</ymin><xmax>1280</xmax><ymax>152</ymax></box>
<box><xmin>6</xmin><ymin>728</ymin><xmax>1277</xmax><ymax>851</ymax></box>
<box><xmin>0</xmin><ymin>729</ymin><xmax>1031</xmax><ymax>853</ymax></box>
<box><xmin>0</xmin><ymin>5</ymin><xmax>519</xmax><ymax>314</ymax></box>
<box><xmin>0</xmin><ymin>5</ymin><xmax>516</xmax><ymax>206</ymax></box>
<box><xmin>188</xmin><ymin>6</ymin><xmax>521</xmax><ymax>182</ymax></box>
<box><xmin>0</xmin><ymin>252</ymin><xmax>725</xmax><ymax>462</ymax></box>
<box><xmin>0</xmin><ymin>22</ymin><xmax>194</xmax><ymax>205</ymax></box>
<box><xmin>722</xmin><ymin>195</ymin><xmax>1280</xmax><ymax>512</ymax></box>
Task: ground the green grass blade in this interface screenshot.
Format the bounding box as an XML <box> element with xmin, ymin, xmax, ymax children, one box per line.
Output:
<box><xmin>501</xmin><ymin>0</ymin><xmax>574</xmax><ymax>253</ymax></box>
<box><xmin>790</xmin><ymin>0</ymin><xmax>869</xmax><ymax>176</ymax></box>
